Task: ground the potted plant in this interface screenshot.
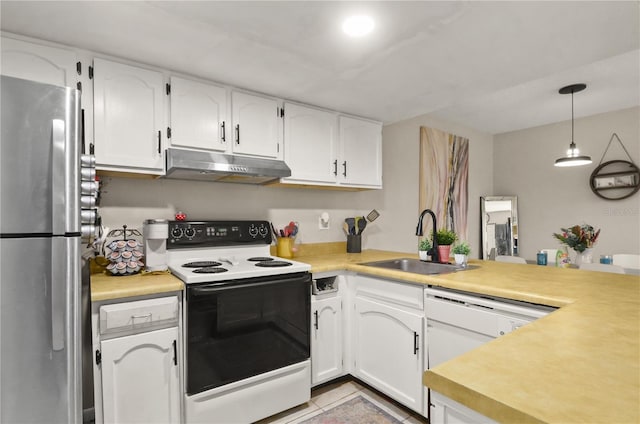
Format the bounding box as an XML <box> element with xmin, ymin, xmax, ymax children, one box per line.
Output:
<box><xmin>434</xmin><ymin>229</ymin><xmax>457</xmax><ymax>263</ymax></box>
<box><xmin>452</xmin><ymin>241</ymin><xmax>471</xmax><ymax>267</ymax></box>
<box><xmin>418</xmin><ymin>238</ymin><xmax>431</xmax><ymax>261</ymax></box>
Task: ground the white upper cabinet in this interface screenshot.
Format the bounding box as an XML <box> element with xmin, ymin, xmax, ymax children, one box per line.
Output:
<box><xmin>93</xmin><ymin>58</ymin><xmax>165</xmax><ymax>174</ymax></box>
<box><xmin>283</xmin><ymin>103</ymin><xmax>338</xmax><ymax>184</ymax></box>
<box><xmin>169</xmin><ymin>76</ymin><xmax>228</xmax><ymax>152</ymax></box>
<box><xmin>281</xmin><ymin>104</ymin><xmax>382</xmax><ymax>189</ymax></box>
<box><xmin>231</xmin><ymin>91</ymin><xmax>281</xmax><ymax>159</ymax></box>
<box><xmin>338</xmin><ymin>116</ymin><xmax>382</xmax><ymax>188</ymax></box>
<box><xmin>0</xmin><ymin>36</ymin><xmax>77</xmax><ymax>88</ymax></box>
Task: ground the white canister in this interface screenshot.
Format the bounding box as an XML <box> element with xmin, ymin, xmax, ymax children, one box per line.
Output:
<box><xmin>143</xmin><ymin>219</ymin><xmax>169</xmax><ymax>272</ymax></box>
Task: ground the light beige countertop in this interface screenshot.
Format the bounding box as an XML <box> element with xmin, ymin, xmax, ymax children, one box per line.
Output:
<box><xmin>299</xmin><ymin>249</ymin><xmax>640</xmax><ymax>424</ymax></box>
<box><xmin>90</xmin><ymin>271</ymin><xmax>183</xmax><ymax>301</ymax></box>
<box><xmin>91</xmin><ymin>247</ymin><xmax>640</xmax><ymax>423</ymax></box>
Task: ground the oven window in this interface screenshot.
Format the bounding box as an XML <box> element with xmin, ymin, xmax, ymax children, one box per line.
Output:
<box><xmin>186</xmin><ymin>273</ymin><xmax>311</xmax><ymax>395</ymax></box>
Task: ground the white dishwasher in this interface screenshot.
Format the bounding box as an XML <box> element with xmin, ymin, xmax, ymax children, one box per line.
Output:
<box><xmin>424</xmin><ymin>287</ymin><xmax>555</xmax><ymax>424</ymax></box>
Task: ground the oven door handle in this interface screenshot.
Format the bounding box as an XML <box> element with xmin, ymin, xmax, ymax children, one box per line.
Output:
<box><xmin>190</xmin><ymin>275</ymin><xmax>310</xmax><ymax>296</ymax></box>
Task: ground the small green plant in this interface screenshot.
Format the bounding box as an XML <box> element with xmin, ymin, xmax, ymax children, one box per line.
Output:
<box><xmin>452</xmin><ymin>241</ymin><xmax>471</xmax><ymax>255</ymax></box>
<box><xmin>418</xmin><ymin>238</ymin><xmax>431</xmax><ymax>251</ymax></box>
<box><xmin>434</xmin><ymin>229</ymin><xmax>457</xmax><ymax>246</ymax></box>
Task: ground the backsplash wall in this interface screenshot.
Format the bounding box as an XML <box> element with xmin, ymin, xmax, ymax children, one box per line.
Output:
<box><xmin>98</xmin><ymin>176</ymin><xmax>383</xmax><ymax>247</ymax></box>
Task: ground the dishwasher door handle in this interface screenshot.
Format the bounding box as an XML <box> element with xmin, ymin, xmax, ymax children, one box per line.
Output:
<box><xmin>413</xmin><ymin>332</ymin><xmax>419</xmax><ymax>355</ymax></box>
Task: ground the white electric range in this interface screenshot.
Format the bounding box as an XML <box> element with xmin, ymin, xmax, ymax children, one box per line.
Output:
<box><xmin>167</xmin><ymin>220</ymin><xmax>312</xmax><ymax>424</ymax></box>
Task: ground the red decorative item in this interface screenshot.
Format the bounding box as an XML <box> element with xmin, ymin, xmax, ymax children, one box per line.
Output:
<box><xmin>175</xmin><ymin>211</ymin><xmax>186</xmax><ymax>221</ymax></box>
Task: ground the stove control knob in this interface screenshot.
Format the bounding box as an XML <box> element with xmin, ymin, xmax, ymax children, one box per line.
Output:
<box><xmin>171</xmin><ymin>227</ymin><xmax>183</xmax><ymax>239</ymax></box>
<box><xmin>248</xmin><ymin>224</ymin><xmax>259</xmax><ymax>238</ymax></box>
<box><xmin>258</xmin><ymin>224</ymin><xmax>269</xmax><ymax>238</ymax></box>
<box><xmin>184</xmin><ymin>227</ymin><xmax>196</xmax><ymax>239</ymax></box>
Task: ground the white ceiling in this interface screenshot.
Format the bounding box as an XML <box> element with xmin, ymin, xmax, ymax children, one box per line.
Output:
<box><xmin>1</xmin><ymin>1</ymin><xmax>638</xmax><ymax>134</ymax></box>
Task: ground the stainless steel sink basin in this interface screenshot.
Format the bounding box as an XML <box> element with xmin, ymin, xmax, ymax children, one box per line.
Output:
<box><xmin>361</xmin><ymin>258</ymin><xmax>469</xmax><ymax>275</ymax></box>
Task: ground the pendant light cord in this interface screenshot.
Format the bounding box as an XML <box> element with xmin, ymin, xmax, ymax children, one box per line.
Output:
<box><xmin>571</xmin><ymin>90</ymin><xmax>574</xmax><ymax>145</ymax></box>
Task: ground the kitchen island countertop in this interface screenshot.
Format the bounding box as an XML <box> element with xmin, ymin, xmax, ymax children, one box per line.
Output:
<box><xmin>91</xmin><ymin>248</ymin><xmax>640</xmax><ymax>423</ymax></box>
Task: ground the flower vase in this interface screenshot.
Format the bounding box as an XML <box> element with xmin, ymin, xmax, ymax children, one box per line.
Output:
<box><xmin>419</xmin><ymin>250</ymin><xmax>429</xmax><ymax>261</ymax></box>
<box><xmin>574</xmin><ymin>248</ymin><xmax>593</xmax><ymax>267</ymax></box>
<box><xmin>437</xmin><ymin>245</ymin><xmax>451</xmax><ymax>263</ymax></box>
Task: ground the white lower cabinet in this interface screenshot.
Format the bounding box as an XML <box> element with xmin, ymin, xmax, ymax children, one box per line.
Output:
<box><xmin>311</xmin><ymin>294</ymin><xmax>343</xmax><ymax>385</ymax></box>
<box><xmin>352</xmin><ymin>276</ymin><xmax>424</xmax><ymax>414</ymax></box>
<box><xmin>430</xmin><ymin>391</ymin><xmax>497</xmax><ymax>424</ymax></box>
<box><xmin>92</xmin><ymin>295</ymin><xmax>181</xmax><ymax>424</ymax></box>
<box><xmin>100</xmin><ymin>327</ymin><xmax>181</xmax><ymax>424</ymax></box>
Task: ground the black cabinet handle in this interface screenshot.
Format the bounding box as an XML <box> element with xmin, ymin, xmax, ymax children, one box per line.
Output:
<box><xmin>342</xmin><ymin>161</ymin><xmax>347</xmax><ymax>177</ymax></box>
<box><xmin>157</xmin><ymin>130</ymin><xmax>161</xmax><ymax>154</ymax></box>
<box><xmin>235</xmin><ymin>124</ymin><xmax>240</xmax><ymax>144</ymax></box>
<box><xmin>172</xmin><ymin>340</ymin><xmax>178</xmax><ymax>366</ymax></box>
<box><xmin>413</xmin><ymin>332</ymin><xmax>419</xmax><ymax>355</ymax></box>
<box><xmin>333</xmin><ymin>160</ymin><xmax>338</xmax><ymax>176</ymax></box>
<box><xmin>314</xmin><ymin>310</ymin><xmax>319</xmax><ymax>330</ymax></box>
<box><xmin>221</xmin><ymin>121</ymin><xmax>226</xmax><ymax>142</ymax></box>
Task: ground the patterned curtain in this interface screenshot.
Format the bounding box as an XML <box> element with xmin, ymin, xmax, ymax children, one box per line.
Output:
<box><xmin>419</xmin><ymin>126</ymin><xmax>469</xmax><ymax>240</ymax></box>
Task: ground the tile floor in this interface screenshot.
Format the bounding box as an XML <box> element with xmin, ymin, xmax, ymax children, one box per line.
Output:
<box><xmin>256</xmin><ymin>378</ymin><xmax>429</xmax><ymax>424</ymax></box>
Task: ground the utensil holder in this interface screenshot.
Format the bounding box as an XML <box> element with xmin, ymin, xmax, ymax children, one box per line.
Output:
<box><xmin>347</xmin><ymin>235</ymin><xmax>361</xmax><ymax>253</ymax></box>
<box><xmin>276</xmin><ymin>237</ymin><xmax>294</xmax><ymax>258</ymax></box>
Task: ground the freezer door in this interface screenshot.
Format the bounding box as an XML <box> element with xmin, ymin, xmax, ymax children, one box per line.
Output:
<box><xmin>0</xmin><ymin>75</ymin><xmax>80</xmax><ymax>236</ymax></box>
<box><xmin>0</xmin><ymin>236</ymin><xmax>82</xmax><ymax>423</ymax></box>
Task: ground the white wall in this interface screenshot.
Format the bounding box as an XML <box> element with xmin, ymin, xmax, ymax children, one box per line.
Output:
<box><xmin>363</xmin><ymin>115</ymin><xmax>494</xmax><ymax>256</ymax></box>
<box><xmin>493</xmin><ymin>106</ymin><xmax>640</xmax><ymax>261</ymax></box>
<box><xmin>98</xmin><ymin>115</ymin><xmax>494</xmax><ymax>256</ymax></box>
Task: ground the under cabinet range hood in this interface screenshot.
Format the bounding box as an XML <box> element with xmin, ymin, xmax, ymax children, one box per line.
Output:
<box><xmin>164</xmin><ymin>148</ymin><xmax>291</xmax><ymax>184</ymax></box>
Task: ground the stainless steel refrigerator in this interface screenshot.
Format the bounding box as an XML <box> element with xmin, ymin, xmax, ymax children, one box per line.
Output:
<box><xmin>0</xmin><ymin>75</ymin><xmax>82</xmax><ymax>423</ymax></box>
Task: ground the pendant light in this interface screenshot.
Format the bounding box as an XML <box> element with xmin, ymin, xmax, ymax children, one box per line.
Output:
<box><xmin>554</xmin><ymin>83</ymin><xmax>592</xmax><ymax>167</ymax></box>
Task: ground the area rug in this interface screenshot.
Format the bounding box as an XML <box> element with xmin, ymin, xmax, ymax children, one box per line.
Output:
<box><xmin>299</xmin><ymin>395</ymin><xmax>402</xmax><ymax>424</ymax></box>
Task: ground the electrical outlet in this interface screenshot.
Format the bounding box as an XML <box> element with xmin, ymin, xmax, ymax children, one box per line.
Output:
<box><xmin>319</xmin><ymin>213</ymin><xmax>330</xmax><ymax>230</ymax></box>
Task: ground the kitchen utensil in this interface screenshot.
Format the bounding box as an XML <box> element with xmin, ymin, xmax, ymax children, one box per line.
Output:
<box><xmin>345</xmin><ymin>218</ymin><xmax>355</xmax><ymax>235</ymax></box>
<box><xmin>354</xmin><ymin>217</ymin><xmax>361</xmax><ymax>234</ymax></box>
<box><xmin>343</xmin><ymin>222</ymin><xmax>349</xmax><ymax>235</ymax></box>
<box><xmin>357</xmin><ymin>217</ymin><xmax>366</xmax><ymax>234</ymax></box>
<box><xmin>270</xmin><ymin>222</ymin><xmax>279</xmax><ymax>240</ymax></box>
<box><xmin>366</xmin><ymin>209</ymin><xmax>380</xmax><ymax>222</ymax></box>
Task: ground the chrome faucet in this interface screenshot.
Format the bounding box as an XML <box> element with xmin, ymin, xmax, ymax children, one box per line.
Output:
<box><xmin>416</xmin><ymin>209</ymin><xmax>439</xmax><ymax>262</ymax></box>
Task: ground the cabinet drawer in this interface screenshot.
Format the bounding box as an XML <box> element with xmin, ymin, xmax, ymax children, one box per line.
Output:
<box><xmin>99</xmin><ymin>296</ymin><xmax>178</xmax><ymax>335</ymax></box>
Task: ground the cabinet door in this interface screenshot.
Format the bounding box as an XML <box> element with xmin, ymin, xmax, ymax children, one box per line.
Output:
<box><xmin>231</xmin><ymin>91</ymin><xmax>280</xmax><ymax>158</ymax></box>
<box><xmin>100</xmin><ymin>327</ymin><xmax>180</xmax><ymax>424</ymax></box>
<box><xmin>338</xmin><ymin>116</ymin><xmax>382</xmax><ymax>188</ymax></box>
<box><xmin>170</xmin><ymin>76</ymin><xmax>228</xmax><ymax>152</ymax></box>
<box><xmin>93</xmin><ymin>58</ymin><xmax>164</xmax><ymax>174</ymax></box>
<box><xmin>283</xmin><ymin>103</ymin><xmax>337</xmax><ymax>184</ymax></box>
<box><xmin>311</xmin><ymin>296</ymin><xmax>343</xmax><ymax>385</ymax></box>
<box><xmin>1</xmin><ymin>36</ymin><xmax>77</xmax><ymax>87</ymax></box>
<box><xmin>353</xmin><ymin>296</ymin><xmax>423</xmax><ymax>413</ymax></box>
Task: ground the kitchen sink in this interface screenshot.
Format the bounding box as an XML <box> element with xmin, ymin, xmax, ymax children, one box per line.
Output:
<box><xmin>361</xmin><ymin>258</ymin><xmax>471</xmax><ymax>275</ymax></box>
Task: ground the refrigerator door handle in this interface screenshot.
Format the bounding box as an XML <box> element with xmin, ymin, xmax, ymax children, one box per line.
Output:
<box><xmin>51</xmin><ymin>237</ymin><xmax>65</xmax><ymax>351</ymax></box>
<box><xmin>51</xmin><ymin>119</ymin><xmax>66</xmax><ymax>235</ymax></box>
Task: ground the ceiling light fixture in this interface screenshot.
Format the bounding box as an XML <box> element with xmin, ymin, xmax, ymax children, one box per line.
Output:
<box><xmin>554</xmin><ymin>83</ymin><xmax>592</xmax><ymax>167</ymax></box>
<box><xmin>342</xmin><ymin>15</ymin><xmax>374</xmax><ymax>37</ymax></box>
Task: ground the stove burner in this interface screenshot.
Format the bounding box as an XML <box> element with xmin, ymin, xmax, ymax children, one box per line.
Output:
<box><xmin>247</xmin><ymin>257</ymin><xmax>274</xmax><ymax>262</ymax></box>
<box><xmin>192</xmin><ymin>267</ymin><xmax>229</xmax><ymax>274</ymax></box>
<box><xmin>255</xmin><ymin>261</ymin><xmax>293</xmax><ymax>268</ymax></box>
<box><xmin>183</xmin><ymin>261</ymin><xmax>222</xmax><ymax>268</ymax></box>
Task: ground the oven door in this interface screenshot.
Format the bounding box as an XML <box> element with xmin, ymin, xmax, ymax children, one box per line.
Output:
<box><xmin>186</xmin><ymin>272</ymin><xmax>311</xmax><ymax>395</ymax></box>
